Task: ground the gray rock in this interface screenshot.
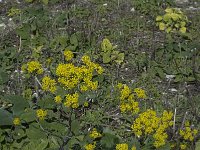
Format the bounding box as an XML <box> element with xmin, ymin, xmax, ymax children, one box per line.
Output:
<box><xmin>175</xmin><ymin>0</ymin><xmax>189</xmax><ymax>4</ymax></box>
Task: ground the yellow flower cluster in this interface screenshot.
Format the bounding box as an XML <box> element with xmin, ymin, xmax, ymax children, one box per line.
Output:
<box><xmin>41</xmin><ymin>76</ymin><xmax>57</xmax><ymax>93</ymax></box>
<box><xmin>84</xmin><ymin>142</ymin><xmax>96</xmax><ymax>150</ymax></box>
<box><xmin>84</xmin><ymin>101</ymin><xmax>89</xmax><ymax>107</ymax></box>
<box><xmin>179</xmin><ymin>121</ymin><xmax>198</xmax><ymax>141</ymax></box>
<box><xmin>56</xmin><ymin>55</ymin><xmax>103</xmax><ymax>91</ymax></box>
<box><xmin>153</xmin><ymin>111</ymin><xmax>174</xmax><ymax>148</ymax></box>
<box><xmin>131</xmin><ymin>109</ymin><xmax>173</xmax><ymax>148</ymax></box>
<box><xmin>13</xmin><ymin>117</ymin><xmax>20</xmax><ymax>125</ymax></box>
<box><xmin>115</xmin><ymin>144</ymin><xmax>136</xmax><ymax>150</ymax></box>
<box><xmin>22</xmin><ymin>61</ymin><xmax>43</xmax><ymax>74</ymax></box>
<box><xmin>117</xmin><ymin>84</ymin><xmax>139</xmax><ymax>114</ymax></box>
<box><xmin>180</xmin><ymin>144</ymin><xmax>187</xmax><ymax>150</ymax></box>
<box><xmin>131</xmin><ymin>146</ymin><xmax>136</xmax><ymax>150</ymax></box>
<box><xmin>156</xmin><ymin>8</ymin><xmax>188</xmax><ymax>34</ymax></box>
<box><xmin>89</xmin><ymin>128</ymin><xmax>102</xmax><ymax>139</ymax></box>
<box><xmin>8</xmin><ymin>8</ymin><xmax>21</xmax><ymax>17</ymax></box>
<box><xmin>64</xmin><ymin>50</ymin><xmax>74</xmax><ymax>61</ymax></box>
<box><xmin>36</xmin><ymin>109</ymin><xmax>47</xmax><ymax>120</ymax></box>
<box><xmin>116</xmin><ymin>143</ymin><xmax>128</xmax><ymax>150</ymax></box>
<box><xmin>64</xmin><ymin>93</ymin><xmax>79</xmax><ymax>109</ymax></box>
<box><xmin>54</xmin><ymin>95</ymin><xmax>62</xmax><ymax>103</ymax></box>
<box><xmin>134</xmin><ymin>88</ymin><xmax>146</xmax><ymax>99</ymax></box>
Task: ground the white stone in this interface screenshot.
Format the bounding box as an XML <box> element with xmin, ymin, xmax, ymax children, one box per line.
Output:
<box><xmin>131</xmin><ymin>7</ymin><xmax>135</xmax><ymax>12</ymax></box>
<box><xmin>175</xmin><ymin>0</ymin><xmax>189</xmax><ymax>4</ymax></box>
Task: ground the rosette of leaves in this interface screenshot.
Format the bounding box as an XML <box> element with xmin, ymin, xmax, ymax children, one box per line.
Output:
<box><xmin>25</xmin><ymin>0</ymin><xmax>49</xmax><ymax>5</ymax></box>
<box><xmin>101</xmin><ymin>38</ymin><xmax>124</xmax><ymax>65</ymax></box>
<box><xmin>156</xmin><ymin>8</ymin><xmax>188</xmax><ymax>34</ymax></box>
<box><xmin>133</xmin><ymin>0</ymin><xmax>173</xmax><ymax>16</ymax></box>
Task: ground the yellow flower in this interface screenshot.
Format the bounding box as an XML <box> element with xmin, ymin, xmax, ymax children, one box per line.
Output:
<box><xmin>26</xmin><ymin>61</ymin><xmax>43</xmax><ymax>74</ymax></box>
<box><xmin>42</xmin><ymin>76</ymin><xmax>57</xmax><ymax>93</ymax></box>
<box><xmin>80</xmin><ymin>84</ymin><xmax>88</xmax><ymax>92</ymax></box>
<box><xmin>84</xmin><ymin>142</ymin><xmax>96</xmax><ymax>150</ymax></box>
<box><xmin>54</xmin><ymin>95</ymin><xmax>62</xmax><ymax>103</ymax></box>
<box><xmin>131</xmin><ymin>109</ymin><xmax>173</xmax><ymax>148</ymax></box>
<box><xmin>120</xmin><ymin>85</ymin><xmax>131</xmax><ymax>100</ymax></box>
<box><xmin>131</xmin><ymin>146</ymin><xmax>136</xmax><ymax>150</ymax></box>
<box><xmin>117</xmin><ymin>83</ymin><xmax>123</xmax><ymax>89</ymax></box>
<box><xmin>36</xmin><ymin>109</ymin><xmax>47</xmax><ymax>120</ymax></box>
<box><xmin>84</xmin><ymin>102</ymin><xmax>89</xmax><ymax>107</ymax></box>
<box><xmin>180</xmin><ymin>144</ymin><xmax>187</xmax><ymax>150</ymax></box>
<box><xmin>116</xmin><ymin>143</ymin><xmax>128</xmax><ymax>150</ymax></box>
<box><xmin>13</xmin><ymin>117</ymin><xmax>20</xmax><ymax>125</ymax></box>
<box><xmin>179</xmin><ymin>123</ymin><xmax>198</xmax><ymax>141</ymax></box>
<box><xmin>134</xmin><ymin>88</ymin><xmax>146</xmax><ymax>99</ymax></box>
<box><xmin>89</xmin><ymin>128</ymin><xmax>102</xmax><ymax>139</ymax></box>
<box><xmin>64</xmin><ymin>93</ymin><xmax>79</xmax><ymax>109</ymax></box>
<box><xmin>64</xmin><ymin>50</ymin><xmax>74</xmax><ymax>61</ymax></box>
<box><xmin>82</xmin><ymin>55</ymin><xmax>91</xmax><ymax>64</ymax></box>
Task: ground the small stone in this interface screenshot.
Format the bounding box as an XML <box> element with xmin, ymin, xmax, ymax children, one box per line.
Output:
<box><xmin>175</xmin><ymin>0</ymin><xmax>189</xmax><ymax>4</ymax></box>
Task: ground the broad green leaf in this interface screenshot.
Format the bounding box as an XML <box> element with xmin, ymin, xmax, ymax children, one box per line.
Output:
<box><xmin>0</xmin><ymin>109</ymin><xmax>13</xmax><ymax>125</ymax></box>
<box><xmin>195</xmin><ymin>140</ymin><xmax>200</xmax><ymax>150</ymax></box>
<box><xmin>70</xmin><ymin>34</ymin><xmax>78</xmax><ymax>47</ymax></box>
<box><xmin>66</xmin><ymin>136</ymin><xmax>79</xmax><ymax>149</ymax></box>
<box><xmin>4</xmin><ymin>95</ymin><xmax>29</xmax><ymax>115</ymax></box>
<box><xmin>101</xmin><ymin>38</ymin><xmax>113</xmax><ymax>52</ymax></box>
<box><xmin>41</xmin><ymin>0</ymin><xmax>49</xmax><ymax>5</ymax></box>
<box><xmin>180</xmin><ymin>21</ymin><xmax>186</xmax><ymax>27</ymax></box>
<box><xmin>100</xmin><ymin>132</ymin><xmax>119</xmax><ymax>148</ymax></box>
<box><xmin>166</xmin><ymin>27</ymin><xmax>172</xmax><ymax>33</ymax></box>
<box><xmin>25</xmin><ymin>0</ymin><xmax>33</xmax><ymax>2</ymax></box>
<box><xmin>101</xmin><ymin>128</ymin><xmax>119</xmax><ymax>148</ymax></box>
<box><xmin>163</xmin><ymin>14</ymin><xmax>171</xmax><ymax>22</ymax></box>
<box><xmin>165</xmin><ymin>8</ymin><xmax>173</xmax><ymax>13</ymax></box>
<box><xmin>20</xmin><ymin>110</ymin><xmax>36</xmax><ymax>122</ymax></box>
<box><xmin>159</xmin><ymin>22</ymin><xmax>166</xmax><ymax>31</ymax></box>
<box><xmin>115</xmin><ymin>53</ymin><xmax>124</xmax><ymax>64</ymax></box>
<box><xmin>171</xmin><ymin>13</ymin><xmax>179</xmax><ymax>21</ymax></box>
<box><xmin>103</xmin><ymin>52</ymin><xmax>111</xmax><ymax>63</ymax></box>
<box><xmin>22</xmin><ymin>139</ymin><xmax>48</xmax><ymax>150</ymax></box>
<box><xmin>71</xmin><ymin>119</ymin><xmax>80</xmax><ymax>135</ymax></box>
<box><xmin>13</xmin><ymin>129</ymin><xmax>26</xmax><ymax>140</ymax></box>
<box><xmin>179</xmin><ymin>27</ymin><xmax>186</xmax><ymax>34</ymax></box>
<box><xmin>156</xmin><ymin>16</ymin><xmax>163</xmax><ymax>21</ymax></box>
<box><xmin>26</xmin><ymin>124</ymin><xmax>47</xmax><ymax>139</ymax></box>
<box><xmin>0</xmin><ymin>70</ymin><xmax>9</xmax><ymax>84</ymax></box>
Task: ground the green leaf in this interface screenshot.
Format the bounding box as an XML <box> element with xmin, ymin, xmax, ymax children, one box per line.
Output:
<box><xmin>13</xmin><ymin>129</ymin><xmax>26</xmax><ymax>140</ymax></box>
<box><xmin>41</xmin><ymin>0</ymin><xmax>49</xmax><ymax>5</ymax></box>
<box><xmin>156</xmin><ymin>16</ymin><xmax>163</xmax><ymax>21</ymax></box>
<box><xmin>25</xmin><ymin>0</ymin><xmax>33</xmax><ymax>2</ymax></box>
<box><xmin>0</xmin><ymin>70</ymin><xmax>9</xmax><ymax>84</ymax></box>
<box><xmin>4</xmin><ymin>95</ymin><xmax>29</xmax><ymax>115</ymax></box>
<box><xmin>66</xmin><ymin>136</ymin><xmax>79</xmax><ymax>149</ymax></box>
<box><xmin>0</xmin><ymin>109</ymin><xmax>13</xmax><ymax>125</ymax></box>
<box><xmin>101</xmin><ymin>38</ymin><xmax>113</xmax><ymax>52</ymax></box>
<box><xmin>101</xmin><ymin>132</ymin><xmax>119</xmax><ymax>148</ymax></box>
<box><xmin>103</xmin><ymin>52</ymin><xmax>111</xmax><ymax>63</ymax></box>
<box><xmin>115</xmin><ymin>53</ymin><xmax>124</xmax><ymax>64</ymax></box>
<box><xmin>101</xmin><ymin>128</ymin><xmax>119</xmax><ymax>148</ymax></box>
<box><xmin>26</xmin><ymin>123</ymin><xmax>47</xmax><ymax>139</ymax></box>
<box><xmin>71</xmin><ymin>119</ymin><xmax>80</xmax><ymax>135</ymax></box>
<box><xmin>20</xmin><ymin>110</ymin><xmax>36</xmax><ymax>122</ymax></box>
<box><xmin>22</xmin><ymin>139</ymin><xmax>48</xmax><ymax>150</ymax></box>
<box><xmin>195</xmin><ymin>140</ymin><xmax>200</xmax><ymax>150</ymax></box>
<box><xmin>159</xmin><ymin>22</ymin><xmax>166</xmax><ymax>31</ymax></box>
<box><xmin>70</xmin><ymin>34</ymin><xmax>78</xmax><ymax>47</ymax></box>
